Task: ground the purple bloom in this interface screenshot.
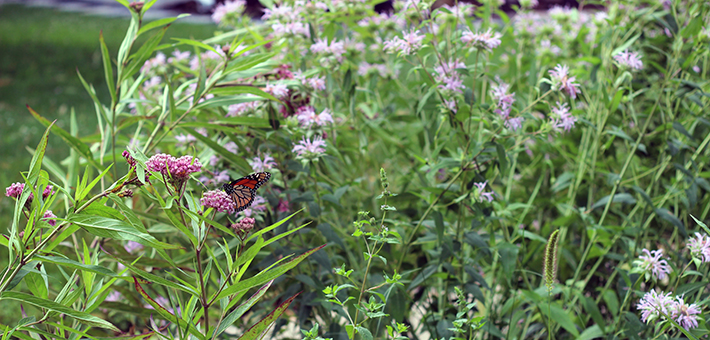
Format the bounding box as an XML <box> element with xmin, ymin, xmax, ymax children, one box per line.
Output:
<box><xmin>141</xmin><ymin>52</ymin><xmax>166</xmax><ymax>74</ymax></box>
<box><xmin>461</xmin><ymin>28</ymin><xmax>502</xmax><ymax>51</ymax></box>
<box><xmin>383</xmin><ymin>29</ymin><xmax>425</xmax><ymax>55</ymax></box>
<box><xmin>123</xmin><ymin>150</ymin><xmax>137</xmax><ymax>168</ymax></box>
<box><xmin>199</xmin><ymin>170</ymin><xmax>231</xmax><ymax>187</ymax></box>
<box><xmin>146</xmin><ymin>154</ymin><xmax>202</xmax><ymax>182</ymax></box>
<box><xmin>548</xmin><ymin>64</ymin><xmax>581</xmax><ymax>99</ymax></box>
<box><xmin>232</xmin><ymin>217</ymin><xmax>255</xmax><ymax>238</ymax></box>
<box><xmin>504</xmin><ymin>117</ymin><xmax>525</xmax><ymax>131</ymax></box>
<box><xmin>250</xmin><ymin>154</ymin><xmax>277</xmax><ymax>172</ymax></box>
<box><xmin>212</xmin><ymin>0</ymin><xmax>246</xmax><ymax>24</ymax></box>
<box><xmin>124</xmin><ymin>241</ymin><xmax>144</xmax><ymax>253</ymax></box>
<box><xmin>550</xmin><ymin>102</ymin><xmax>577</xmax><ymax>132</ymax></box>
<box><xmin>292</xmin><ymin>136</ymin><xmax>327</xmax><ymax>160</ymax></box>
<box><xmin>227</xmin><ymin>101</ymin><xmax>260</xmax><ymax>116</ymax></box>
<box><xmin>105</xmin><ymin>290</ymin><xmax>122</xmax><ymax>302</ymax></box>
<box><xmin>168</xmin><ymin>156</ymin><xmax>202</xmax><ymax>180</ymax></box>
<box><xmin>201</xmin><ymin>190</ymin><xmax>236</xmax><ymax>214</ymax></box>
<box><xmin>224</xmin><ymin>141</ymin><xmax>239</xmax><ymax>154</ymax></box>
<box><xmin>5</xmin><ymin>182</ymin><xmax>26</xmax><ymax>199</ymax></box>
<box><xmin>671</xmin><ymin>296</ymin><xmax>702</xmax><ymax>330</ymax></box>
<box><xmin>686</xmin><ymin>232</ymin><xmax>710</xmax><ymax>263</ymax></box>
<box><xmin>265</xmin><ymin>83</ymin><xmax>289</xmax><ymax>98</ymax></box>
<box><xmin>637</xmin><ymin>290</ymin><xmax>674</xmax><ymax>323</ymax></box>
<box><xmin>306</xmin><ymin>76</ymin><xmax>326</xmax><ymax>91</ymax></box>
<box><xmin>271</xmin><ymin>22</ymin><xmax>310</xmax><ymax>38</ymax></box>
<box><xmin>474</xmin><ymin>181</ymin><xmax>495</xmax><ymax>202</ymax></box>
<box><xmin>146</xmin><ymin>153</ymin><xmax>173</xmax><ymax>173</ymax></box>
<box><xmin>636</xmin><ymin>248</ymin><xmax>672</xmax><ymax>281</ymax></box>
<box><xmin>242</xmin><ymin>196</ymin><xmax>267</xmax><ymax>217</ymax></box>
<box><xmin>42</xmin><ymin>210</ymin><xmax>57</xmax><ymax>227</ymax></box>
<box><xmin>491</xmin><ymin>82</ymin><xmax>515</xmax><ymax>107</ymax></box>
<box><xmin>613</xmin><ymin>50</ymin><xmax>643</xmax><ymax>70</ymax></box>
<box><xmin>168</xmin><ymin>49</ymin><xmax>190</xmax><ymax>63</ymax></box>
<box><xmin>175</xmin><ymin>134</ymin><xmax>196</xmax><ymax>147</ymax></box>
<box><xmin>297</xmin><ymin>106</ymin><xmax>334</xmax><ymax>128</ymax></box>
<box><xmin>277</xmin><ymin>199</ymin><xmax>289</xmax><ymax>213</ymax></box>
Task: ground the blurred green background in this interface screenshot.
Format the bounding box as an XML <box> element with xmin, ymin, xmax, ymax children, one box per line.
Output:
<box><xmin>0</xmin><ymin>3</ymin><xmax>215</xmax><ymax>323</ymax></box>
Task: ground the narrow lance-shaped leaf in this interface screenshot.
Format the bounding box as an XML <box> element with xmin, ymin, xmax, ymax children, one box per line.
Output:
<box><xmin>214</xmin><ymin>280</ymin><xmax>274</xmax><ymax>337</ymax></box>
<box><xmin>0</xmin><ymin>292</ymin><xmax>119</xmax><ymax>331</ymax></box>
<box><xmin>237</xmin><ymin>291</ymin><xmax>301</xmax><ymax>340</ymax></box>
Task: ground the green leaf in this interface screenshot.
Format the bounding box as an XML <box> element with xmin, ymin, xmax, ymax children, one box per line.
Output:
<box><xmin>172</xmin><ymin>38</ymin><xmax>219</xmax><ymax>54</ymax></box>
<box><xmin>591</xmin><ymin>193</ymin><xmax>637</xmax><ymax>210</ymax></box>
<box><xmin>35</xmin><ymin>255</ymin><xmax>119</xmax><ymax>278</ymax></box>
<box><xmin>133</xmin><ymin>280</ymin><xmax>205</xmax><ymax>340</ymax></box>
<box><xmin>215</xmin><ymin>245</ymin><xmax>325</xmax><ymax>301</ymax></box>
<box><xmin>0</xmin><ymin>292</ymin><xmax>119</xmax><ymax>331</ymax></box>
<box><xmin>578</xmin><ymin>325</ymin><xmax>603</xmax><ymax>340</ymax></box>
<box><xmin>69</xmin><ymin>213</ymin><xmax>180</xmax><ymax>249</ymax></box>
<box><xmin>99</xmin><ymin>31</ymin><xmax>116</xmax><ymax>105</ymax></box>
<box><xmin>214</xmin><ymin>281</ymin><xmax>273</xmax><ymax>337</ymax></box>
<box><xmin>655</xmin><ymin>208</ymin><xmax>686</xmax><ymax>236</ymax></box>
<box><xmin>538</xmin><ymin>304</ymin><xmax>579</xmax><ymax>336</ymax></box>
<box><xmin>138</xmin><ymin>14</ymin><xmax>190</xmax><ymax>36</ymax></box>
<box><xmin>181</xmin><ymin>127</ymin><xmax>252</xmax><ymax>174</ymax></box>
<box><xmin>237</xmin><ymin>291</ymin><xmax>300</xmax><ymax>340</ymax></box>
<box><xmin>27</xmin><ymin>106</ymin><xmax>104</xmax><ymax>174</ymax></box>
<box><xmin>121</xmin><ymin>26</ymin><xmax>169</xmax><ymax>82</ymax></box>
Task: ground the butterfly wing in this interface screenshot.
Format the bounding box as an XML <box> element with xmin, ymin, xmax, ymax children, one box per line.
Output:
<box><xmin>223</xmin><ymin>172</ymin><xmax>271</xmax><ymax>212</ymax></box>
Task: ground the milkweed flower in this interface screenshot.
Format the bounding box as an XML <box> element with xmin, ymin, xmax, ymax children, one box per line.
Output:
<box><xmin>146</xmin><ymin>154</ymin><xmax>202</xmax><ymax>183</ymax></box>
<box><xmin>613</xmin><ymin>50</ymin><xmax>643</xmax><ymax>70</ymax></box>
<box><xmin>5</xmin><ymin>183</ymin><xmax>54</xmax><ymax>201</ymax></box>
<box><xmin>634</xmin><ymin>248</ymin><xmax>672</xmax><ymax>281</ymax></box>
<box><xmin>548</xmin><ymin>64</ymin><xmax>581</xmax><ymax>99</ymax></box>
<box><xmin>461</xmin><ymin>28</ymin><xmax>502</xmax><ymax>51</ymax></box>
<box><xmin>42</xmin><ymin>210</ymin><xmax>57</xmax><ymax>227</ymax></box>
<box><xmin>201</xmin><ymin>190</ymin><xmax>236</xmax><ymax>214</ymax></box>
<box><xmin>232</xmin><ymin>217</ymin><xmax>256</xmax><ymax>239</ymax></box>
<box><xmin>293</xmin><ymin>136</ymin><xmax>327</xmax><ymax>160</ymax></box>
<box><xmin>227</xmin><ymin>101</ymin><xmax>260</xmax><ymax>116</ymax></box>
<box><xmin>686</xmin><ymin>232</ymin><xmax>710</xmax><ymax>263</ymax></box>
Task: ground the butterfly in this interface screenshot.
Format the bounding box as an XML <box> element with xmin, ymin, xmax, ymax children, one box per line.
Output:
<box><xmin>223</xmin><ymin>172</ymin><xmax>271</xmax><ymax>212</ymax></box>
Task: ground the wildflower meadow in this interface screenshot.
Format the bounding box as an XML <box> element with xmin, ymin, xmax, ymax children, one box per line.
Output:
<box><xmin>2</xmin><ymin>0</ymin><xmax>710</xmax><ymax>339</ymax></box>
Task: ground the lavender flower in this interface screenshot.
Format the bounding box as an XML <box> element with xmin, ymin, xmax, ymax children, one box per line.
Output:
<box><xmin>637</xmin><ymin>290</ymin><xmax>674</xmax><ymax>323</ymax></box>
<box><xmin>250</xmin><ymin>154</ymin><xmax>277</xmax><ymax>172</ymax></box>
<box><xmin>292</xmin><ymin>136</ymin><xmax>327</xmax><ymax>160</ymax></box>
<box><xmin>5</xmin><ymin>182</ymin><xmax>26</xmax><ymax>199</ymax></box>
<box><xmin>550</xmin><ymin>102</ymin><xmax>577</xmax><ymax>133</ymax></box>
<box><xmin>242</xmin><ymin>196</ymin><xmax>267</xmax><ymax>217</ymax></box>
<box><xmin>461</xmin><ymin>28</ymin><xmax>502</xmax><ymax>51</ymax></box>
<box><xmin>123</xmin><ymin>150</ymin><xmax>137</xmax><ymax>168</ymax></box>
<box><xmin>124</xmin><ymin>241</ymin><xmax>144</xmax><ymax>253</ymax></box>
<box><xmin>212</xmin><ymin>0</ymin><xmax>246</xmax><ymax>24</ymax></box>
<box><xmin>146</xmin><ymin>153</ymin><xmax>173</xmax><ymax>173</ymax></box>
<box><xmin>42</xmin><ymin>210</ymin><xmax>57</xmax><ymax>227</ymax></box>
<box><xmin>504</xmin><ymin>117</ymin><xmax>525</xmax><ymax>131</ymax></box>
<box><xmin>613</xmin><ymin>50</ymin><xmax>643</xmax><ymax>70</ymax></box>
<box><xmin>227</xmin><ymin>101</ymin><xmax>260</xmax><ymax>116</ymax></box>
<box><xmin>490</xmin><ymin>82</ymin><xmax>515</xmax><ymax>108</ymax></box>
<box><xmin>277</xmin><ymin>199</ymin><xmax>289</xmax><ymax>213</ymax></box>
<box><xmin>265</xmin><ymin>83</ymin><xmax>289</xmax><ymax>98</ymax></box>
<box><xmin>671</xmin><ymin>296</ymin><xmax>702</xmax><ymax>330</ymax></box>
<box><xmin>383</xmin><ymin>29</ymin><xmax>425</xmax><ymax>55</ymax></box>
<box><xmin>297</xmin><ymin>106</ymin><xmax>334</xmax><ymax>128</ymax></box>
<box><xmin>686</xmin><ymin>232</ymin><xmax>710</xmax><ymax>263</ymax></box>
<box><xmin>635</xmin><ymin>248</ymin><xmax>672</xmax><ymax>281</ymax></box>
<box><xmin>168</xmin><ymin>49</ymin><xmax>190</xmax><ymax>63</ymax></box>
<box><xmin>548</xmin><ymin>64</ymin><xmax>581</xmax><ymax>99</ymax></box>
<box><xmin>201</xmin><ymin>190</ymin><xmax>236</xmax><ymax>214</ymax></box>
<box><xmin>474</xmin><ymin>181</ymin><xmax>494</xmax><ymax>202</ymax></box>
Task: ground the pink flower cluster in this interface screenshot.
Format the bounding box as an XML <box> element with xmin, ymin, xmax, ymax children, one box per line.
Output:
<box><xmin>474</xmin><ymin>181</ymin><xmax>495</xmax><ymax>203</ymax></box>
<box><xmin>434</xmin><ymin>59</ymin><xmax>466</xmax><ymax>95</ymax></box>
<box><xmin>549</xmin><ymin>102</ymin><xmax>577</xmax><ymax>133</ymax></box>
<box><xmin>638</xmin><ymin>290</ymin><xmax>702</xmax><ymax>330</ymax></box>
<box><xmin>201</xmin><ymin>190</ymin><xmax>236</xmax><ymax>214</ymax></box>
<box><xmin>687</xmin><ymin>232</ymin><xmax>710</xmax><ymax>262</ymax></box>
<box><xmin>635</xmin><ymin>248</ymin><xmax>672</xmax><ymax>281</ymax></box>
<box><xmin>296</xmin><ymin>106</ymin><xmax>334</xmax><ymax>128</ymax></box>
<box><xmin>461</xmin><ymin>28</ymin><xmax>502</xmax><ymax>51</ymax></box>
<box><xmin>613</xmin><ymin>50</ymin><xmax>643</xmax><ymax>70</ymax></box>
<box><xmin>491</xmin><ymin>82</ymin><xmax>524</xmax><ymax>131</ymax></box>
<box><xmin>5</xmin><ymin>183</ymin><xmax>54</xmax><ymax>201</ymax></box>
<box><xmin>211</xmin><ymin>0</ymin><xmax>246</xmax><ymax>24</ymax></box>
<box><xmin>146</xmin><ymin>154</ymin><xmax>202</xmax><ymax>181</ymax></box>
<box><xmin>293</xmin><ymin>136</ymin><xmax>327</xmax><ymax>160</ymax></box>
<box><xmin>383</xmin><ymin>29</ymin><xmax>425</xmax><ymax>55</ymax></box>
<box><xmin>548</xmin><ymin>64</ymin><xmax>581</xmax><ymax>99</ymax></box>
<box><xmin>310</xmin><ymin>38</ymin><xmax>346</xmax><ymax>62</ymax></box>
<box><xmin>250</xmin><ymin>154</ymin><xmax>277</xmax><ymax>172</ymax></box>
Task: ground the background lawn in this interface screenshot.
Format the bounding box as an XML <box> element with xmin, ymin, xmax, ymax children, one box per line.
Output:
<box><xmin>0</xmin><ymin>3</ymin><xmax>216</xmax><ymax>323</ymax></box>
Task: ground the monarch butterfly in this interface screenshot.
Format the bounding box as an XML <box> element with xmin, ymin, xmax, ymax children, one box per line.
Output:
<box><xmin>223</xmin><ymin>172</ymin><xmax>271</xmax><ymax>212</ymax></box>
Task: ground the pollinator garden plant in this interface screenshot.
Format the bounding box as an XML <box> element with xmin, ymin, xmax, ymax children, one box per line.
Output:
<box><xmin>3</xmin><ymin>0</ymin><xmax>710</xmax><ymax>339</ymax></box>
